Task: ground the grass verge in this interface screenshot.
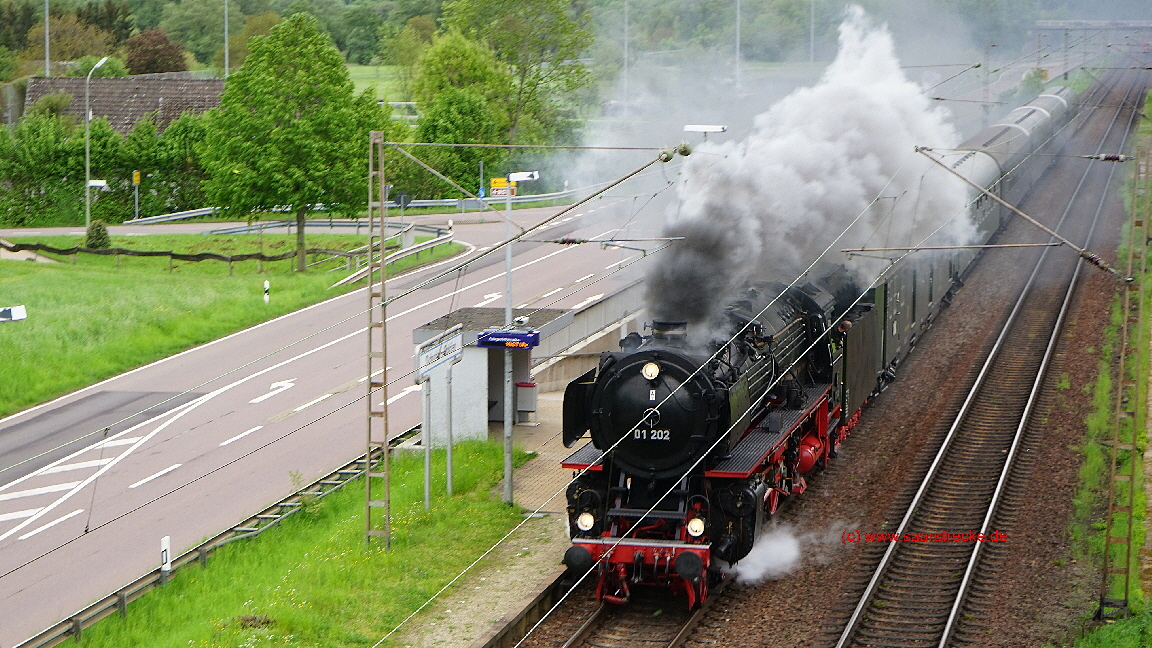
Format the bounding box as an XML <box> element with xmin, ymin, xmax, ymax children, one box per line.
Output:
<box><xmin>76</xmin><ymin>441</ymin><xmax>533</xmax><ymax>648</ymax></box>
<box><xmin>1073</xmin><ymin>90</ymin><xmax>1152</xmax><ymax>646</ymax></box>
<box><xmin>0</xmin><ymin>234</ymin><xmax>462</xmax><ymax>418</ymax></box>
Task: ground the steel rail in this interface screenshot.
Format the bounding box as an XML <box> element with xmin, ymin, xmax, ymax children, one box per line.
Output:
<box><xmin>833</xmin><ymin>63</ymin><xmax>1142</xmax><ymax>648</ymax></box>
<box><xmin>939</xmin><ymin>67</ymin><xmax>1144</xmax><ymax>646</ymax></box>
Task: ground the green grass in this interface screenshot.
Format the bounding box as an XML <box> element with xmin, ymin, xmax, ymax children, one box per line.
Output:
<box><xmin>1073</xmin><ymin>94</ymin><xmax>1152</xmax><ymax>644</ymax></box>
<box><xmin>1076</xmin><ymin>609</ymin><xmax>1152</xmax><ymax>647</ymax></box>
<box><xmin>0</xmin><ymin>234</ymin><xmax>462</xmax><ymax>418</ymax></box>
<box><xmin>76</xmin><ymin>442</ymin><xmax>534</xmax><ymax>648</ymax></box>
<box><xmin>346</xmin><ymin>64</ymin><xmax>406</xmax><ymax>101</ymax></box>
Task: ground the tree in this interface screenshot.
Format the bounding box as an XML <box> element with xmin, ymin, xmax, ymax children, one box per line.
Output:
<box><xmin>377</xmin><ymin>16</ymin><xmax>434</xmax><ymax>99</ymax></box>
<box><xmin>270</xmin><ymin>0</ymin><xmax>347</xmax><ymax>50</ymax></box>
<box><xmin>211</xmin><ymin>11</ymin><xmax>280</xmax><ymax>71</ymax></box>
<box><xmin>200</xmin><ymin>13</ymin><xmax>389</xmax><ymax>271</ymax></box>
<box><xmin>443</xmin><ymin>0</ymin><xmax>593</xmax><ymax>144</ymax></box>
<box><xmin>76</xmin><ymin>0</ymin><xmax>134</xmax><ymax>45</ymax></box>
<box><xmin>19</xmin><ymin>15</ymin><xmax>113</xmax><ymax>76</ymax></box>
<box><xmin>160</xmin><ymin>0</ymin><xmax>242</xmax><ymax>64</ymax></box>
<box><xmin>126</xmin><ymin>0</ymin><xmax>165</xmax><ymax>31</ymax></box>
<box><xmin>0</xmin><ymin>45</ymin><xmax>16</xmax><ymax>81</ymax></box>
<box><xmin>413</xmin><ymin>87</ymin><xmax>507</xmax><ymax>197</ymax></box>
<box><xmin>0</xmin><ymin>0</ymin><xmax>37</xmax><ymax>52</ymax></box>
<box><xmin>411</xmin><ymin>31</ymin><xmax>512</xmax><ymax>107</ymax></box>
<box><xmin>124</xmin><ymin>28</ymin><xmax>187</xmax><ymax>74</ymax></box>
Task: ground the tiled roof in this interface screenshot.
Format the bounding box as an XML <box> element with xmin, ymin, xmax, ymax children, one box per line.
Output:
<box><xmin>23</xmin><ymin>76</ymin><xmax>224</xmax><ymax>134</ymax></box>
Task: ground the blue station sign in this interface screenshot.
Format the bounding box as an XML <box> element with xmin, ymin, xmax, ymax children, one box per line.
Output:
<box><xmin>477</xmin><ymin>329</ymin><xmax>540</xmax><ymax>349</ymax></box>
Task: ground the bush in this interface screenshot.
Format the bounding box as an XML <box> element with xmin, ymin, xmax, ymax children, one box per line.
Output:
<box><xmin>85</xmin><ymin>219</ymin><xmax>111</xmax><ymax>248</ymax></box>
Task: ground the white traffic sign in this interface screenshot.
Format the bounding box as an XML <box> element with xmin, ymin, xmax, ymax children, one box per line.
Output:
<box><xmin>0</xmin><ymin>305</ymin><xmax>27</xmax><ymax>322</ymax></box>
<box><xmin>416</xmin><ymin>326</ymin><xmax>464</xmax><ymax>383</ymax></box>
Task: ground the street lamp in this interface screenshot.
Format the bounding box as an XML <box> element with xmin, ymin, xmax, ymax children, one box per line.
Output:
<box><xmin>223</xmin><ymin>0</ymin><xmax>229</xmax><ymax>77</ymax></box>
<box><xmin>85</xmin><ymin>56</ymin><xmax>109</xmax><ymax>230</ymax></box>
<box><xmin>502</xmin><ymin>170</ymin><xmax>539</xmax><ymax>504</ymax></box>
<box><xmin>43</xmin><ymin>0</ymin><xmax>49</xmax><ymax>76</ymax></box>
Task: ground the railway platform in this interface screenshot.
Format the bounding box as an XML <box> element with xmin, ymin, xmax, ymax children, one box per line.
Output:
<box><xmin>387</xmin><ymin>390</ymin><xmax>576</xmax><ymax>648</ymax></box>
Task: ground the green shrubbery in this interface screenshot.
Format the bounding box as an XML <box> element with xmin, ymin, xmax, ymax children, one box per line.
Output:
<box><xmin>84</xmin><ymin>219</ymin><xmax>111</xmax><ymax>248</ymax></box>
<box><xmin>0</xmin><ymin>111</ymin><xmax>208</xmax><ymax>227</ymax></box>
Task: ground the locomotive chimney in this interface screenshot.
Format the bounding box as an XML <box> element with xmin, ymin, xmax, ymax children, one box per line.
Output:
<box><xmin>651</xmin><ymin>320</ymin><xmax>688</xmax><ymax>344</ymax></box>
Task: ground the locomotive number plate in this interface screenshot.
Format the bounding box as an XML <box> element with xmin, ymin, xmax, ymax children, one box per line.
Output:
<box><xmin>634</xmin><ymin>429</ymin><xmax>671</xmax><ymax>440</ymax></box>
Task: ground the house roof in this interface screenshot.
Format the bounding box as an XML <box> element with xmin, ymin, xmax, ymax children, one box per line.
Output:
<box><xmin>23</xmin><ymin>76</ymin><xmax>224</xmax><ymax>134</ymax></box>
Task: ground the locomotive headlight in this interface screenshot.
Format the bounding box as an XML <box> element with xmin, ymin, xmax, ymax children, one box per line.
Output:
<box><xmin>686</xmin><ymin>517</ymin><xmax>706</xmax><ymax>537</ymax></box>
<box><xmin>641</xmin><ymin>362</ymin><xmax>661</xmax><ymax>380</ymax></box>
<box><xmin>576</xmin><ymin>512</ymin><xmax>596</xmax><ymax>532</ymax></box>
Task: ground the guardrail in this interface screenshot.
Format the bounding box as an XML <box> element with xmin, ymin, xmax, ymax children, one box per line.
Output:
<box><xmin>205</xmin><ymin>220</ymin><xmax>447</xmax><ymax>236</ymax></box>
<box><xmin>305</xmin><ymin>224</ymin><xmax>415</xmax><ymax>269</ymax></box>
<box><xmin>330</xmin><ymin>230</ymin><xmax>455</xmax><ymax>288</ymax></box>
<box><xmin>121</xmin><ymin>189</ymin><xmax>576</xmax><ymax>226</ymax></box>
<box><xmin>123</xmin><ymin>207</ymin><xmax>216</xmax><ymax>225</ymax></box>
<box><xmin>15</xmin><ymin>427</ymin><xmax>420</xmax><ymax>648</ymax></box>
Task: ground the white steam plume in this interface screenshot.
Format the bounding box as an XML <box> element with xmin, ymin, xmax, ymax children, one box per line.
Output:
<box><xmin>730</xmin><ymin>527</ymin><xmax>802</xmax><ymax>584</ymax></box>
<box><xmin>728</xmin><ymin>523</ymin><xmax>848</xmax><ymax>585</ymax></box>
<box><xmin>646</xmin><ymin>6</ymin><xmax>972</xmax><ymax>326</ymax></box>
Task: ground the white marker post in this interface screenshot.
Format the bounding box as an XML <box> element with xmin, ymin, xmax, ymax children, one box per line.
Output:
<box><xmin>415</xmin><ymin>324</ymin><xmax>464</xmax><ymax>506</ymax></box>
<box><xmin>263</xmin><ymin>280</ymin><xmax>270</xmax><ymax>304</ymax></box>
<box><xmin>160</xmin><ymin>535</ymin><xmax>171</xmax><ymax>584</ymax></box>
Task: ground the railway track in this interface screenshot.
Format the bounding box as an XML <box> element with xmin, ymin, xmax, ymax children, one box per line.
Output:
<box><xmin>518</xmin><ymin>578</ymin><xmax>730</xmax><ymax>648</ymax></box>
<box><xmin>820</xmin><ymin>63</ymin><xmax>1150</xmax><ymax>648</ymax></box>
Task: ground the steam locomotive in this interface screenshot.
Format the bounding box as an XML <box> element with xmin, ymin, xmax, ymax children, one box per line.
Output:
<box><xmin>558</xmin><ymin>86</ymin><xmax>1080</xmax><ymax>607</ymax></box>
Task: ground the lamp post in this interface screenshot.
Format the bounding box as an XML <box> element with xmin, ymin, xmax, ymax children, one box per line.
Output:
<box><xmin>85</xmin><ymin>56</ymin><xmax>109</xmax><ymax>230</ymax></box>
<box><xmin>502</xmin><ymin>170</ymin><xmax>539</xmax><ymax>505</ymax></box>
<box><xmin>43</xmin><ymin>0</ymin><xmax>49</xmax><ymax>76</ymax></box>
<box><xmin>223</xmin><ymin>0</ymin><xmax>229</xmax><ymax>77</ymax></box>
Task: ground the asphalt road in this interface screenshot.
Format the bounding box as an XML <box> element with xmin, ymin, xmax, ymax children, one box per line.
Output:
<box><xmin>0</xmin><ymin>201</ymin><xmax>661</xmax><ymax>645</ymax></box>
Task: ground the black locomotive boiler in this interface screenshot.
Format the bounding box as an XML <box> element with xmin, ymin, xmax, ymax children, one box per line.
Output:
<box><xmin>558</xmin><ymin>86</ymin><xmax>1081</xmax><ymax>608</ymax></box>
<box><xmin>560</xmin><ymin>277</ymin><xmax>874</xmax><ymax>608</ymax></box>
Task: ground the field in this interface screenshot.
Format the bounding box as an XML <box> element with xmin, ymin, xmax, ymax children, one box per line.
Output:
<box><xmin>0</xmin><ymin>233</ymin><xmax>462</xmax><ymax>418</ymax></box>
<box><xmin>74</xmin><ymin>442</ymin><xmax>534</xmax><ymax>648</ymax></box>
<box><xmin>347</xmin><ymin>64</ymin><xmax>406</xmax><ymax>101</ymax></box>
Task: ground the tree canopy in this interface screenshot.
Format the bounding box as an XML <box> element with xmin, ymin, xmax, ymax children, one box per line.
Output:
<box><xmin>159</xmin><ymin>0</ymin><xmax>242</xmax><ymax>64</ymax></box>
<box><xmin>124</xmin><ymin>28</ymin><xmax>187</xmax><ymax>74</ymax></box>
<box><xmin>200</xmin><ymin>12</ymin><xmax>390</xmax><ymax>270</ymax></box>
<box><xmin>443</xmin><ymin>0</ymin><xmax>593</xmax><ymax>144</ymax></box>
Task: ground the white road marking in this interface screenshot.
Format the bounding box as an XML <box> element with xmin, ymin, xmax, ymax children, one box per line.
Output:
<box><xmin>42</xmin><ymin>459</ymin><xmax>113</xmax><ymax>474</ymax></box>
<box><xmin>575</xmin><ymin>273</ymin><xmax>595</xmax><ymax>283</ymax></box>
<box><xmin>293</xmin><ymin>394</ymin><xmax>333</xmax><ymax>412</ymax></box>
<box><xmin>248</xmin><ymin>380</ymin><xmax>296</xmax><ymax>404</ymax></box>
<box><xmin>386</xmin><ymin>385</ymin><xmax>421</xmax><ymax>405</ymax></box>
<box><xmin>474</xmin><ymin>292</ymin><xmax>502</xmax><ymax>307</ymax></box>
<box><xmin>129</xmin><ymin>464</ymin><xmax>181</xmax><ymax>489</ymax></box>
<box><xmin>1</xmin><ymin>323</ymin><xmax>370</xmax><ymax>544</ymax></box>
<box><xmin>605</xmin><ymin>255</ymin><xmax>641</xmax><ymax>270</ymax></box>
<box><xmin>94</xmin><ymin>437</ymin><xmax>142</xmax><ymax>449</ymax></box>
<box><xmin>0</xmin><ymin>401</ymin><xmax>197</xmax><ymax>495</ymax></box>
<box><xmin>0</xmin><ymin>508</ymin><xmax>42</xmax><ymax>522</ymax></box>
<box><xmin>220</xmin><ymin>426</ymin><xmax>263</xmax><ymax>447</ymax></box>
<box><xmin>571</xmin><ymin>294</ymin><xmax>604</xmax><ymax>310</ymax></box>
<box><xmin>0</xmin><ymin>483</ymin><xmax>81</xmax><ymax>503</ymax></box>
<box><xmin>18</xmin><ymin>509</ymin><xmax>83</xmax><ymax>540</ymax></box>
<box><xmin>541</xmin><ymin>287</ymin><xmax>563</xmax><ymax>299</ymax></box>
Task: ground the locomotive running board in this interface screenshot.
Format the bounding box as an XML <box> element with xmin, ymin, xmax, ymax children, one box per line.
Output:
<box><xmin>705</xmin><ymin>383</ymin><xmax>832</xmax><ymax>479</ymax></box>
